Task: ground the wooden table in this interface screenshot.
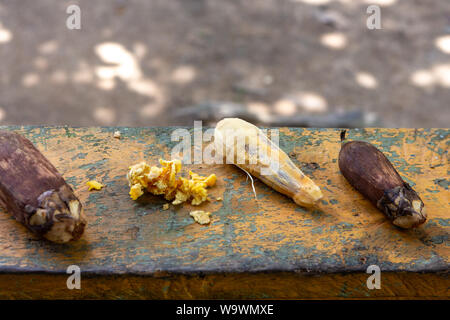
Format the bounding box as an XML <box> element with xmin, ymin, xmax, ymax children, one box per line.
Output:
<box><xmin>0</xmin><ymin>126</ymin><xmax>448</xmax><ymax>299</ymax></box>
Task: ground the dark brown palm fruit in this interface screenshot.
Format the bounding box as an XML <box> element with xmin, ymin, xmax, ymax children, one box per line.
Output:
<box><xmin>339</xmin><ymin>139</ymin><xmax>426</xmax><ymax>229</ymax></box>
<box><xmin>0</xmin><ymin>130</ymin><xmax>87</xmax><ymax>243</ymax></box>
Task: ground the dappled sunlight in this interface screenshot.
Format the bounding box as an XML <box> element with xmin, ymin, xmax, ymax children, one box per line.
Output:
<box><xmin>263</xmin><ymin>75</ymin><xmax>273</xmax><ymax>85</ymax></box>
<box><xmin>140</xmin><ymin>102</ymin><xmax>165</xmax><ymax>119</ymax></box>
<box><xmin>293</xmin><ymin>92</ymin><xmax>328</xmax><ymax>113</ymax></box>
<box><xmin>21</xmin><ymin>73</ymin><xmax>40</xmax><ymax>87</ymax></box>
<box><xmin>95</xmin><ymin>42</ymin><xmax>134</xmax><ymax>66</ymax></box>
<box><xmin>146</xmin><ymin>57</ymin><xmax>165</xmax><ymax>70</ymax></box>
<box><xmin>435</xmin><ymin>35</ymin><xmax>450</xmax><ymax>54</ymax></box>
<box><xmin>93</xmin><ymin>107</ymin><xmax>116</xmax><ymax>125</ymax></box>
<box><xmin>171</xmin><ymin>65</ymin><xmax>197</xmax><ymax>84</ymax></box>
<box><xmin>50</xmin><ymin>70</ymin><xmax>68</xmax><ymax>84</ymax></box>
<box><xmin>95</xmin><ymin>66</ymin><xmax>117</xmax><ymax>80</ymax></box>
<box><xmin>247</xmin><ymin>102</ymin><xmax>271</xmax><ymax>122</ymax></box>
<box><xmin>101</xmin><ymin>27</ymin><xmax>113</xmax><ymax>38</ymax></box>
<box><xmin>363</xmin><ymin>0</ymin><xmax>396</xmax><ymax>6</ymax></box>
<box><xmin>433</xmin><ymin>64</ymin><xmax>450</xmax><ymax>87</ymax></box>
<box><xmin>290</xmin><ymin>0</ymin><xmax>331</xmax><ymax>5</ymax></box>
<box><xmin>0</xmin><ymin>1</ymin><xmax>446</xmax><ymax>128</ymax></box>
<box><xmin>0</xmin><ymin>23</ymin><xmax>12</xmax><ymax>44</ymax></box>
<box><xmin>273</xmin><ymin>92</ymin><xmax>328</xmax><ymax>115</ymax></box>
<box><xmin>274</xmin><ymin>99</ymin><xmax>297</xmax><ymax>116</ymax></box>
<box><xmin>38</xmin><ymin>40</ymin><xmax>58</xmax><ymax>55</ymax></box>
<box><xmin>95</xmin><ymin>42</ymin><xmax>141</xmax><ymax>80</ymax></box>
<box><xmin>33</xmin><ymin>57</ymin><xmax>48</xmax><ymax>70</ymax></box>
<box><xmin>291</xmin><ymin>0</ymin><xmax>396</xmax><ymax>6</ymax></box>
<box><xmin>72</xmin><ymin>61</ymin><xmax>94</xmax><ymax>84</ymax></box>
<box><xmin>320</xmin><ymin>32</ymin><xmax>348</xmax><ymax>50</ymax></box>
<box><xmin>233</xmin><ymin>68</ymin><xmax>274</xmax><ymax>96</ymax></box>
<box><xmin>410</xmin><ymin>64</ymin><xmax>450</xmax><ymax>88</ymax></box>
<box><xmin>133</xmin><ymin>42</ymin><xmax>147</xmax><ymax>60</ymax></box>
<box><xmin>410</xmin><ymin>70</ymin><xmax>434</xmax><ymax>88</ymax></box>
<box><xmin>97</xmin><ymin>79</ymin><xmax>116</xmax><ymax>91</ymax></box>
<box><xmin>128</xmin><ymin>79</ymin><xmax>159</xmax><ymax>96</ymax></box>
<box><xmin>355</xmin><ymin>72</ymin><xmax>378</xmax><ymax>89</ymax></box>
<box><xmin>94</xmin><ymin>41</ymin><xmax>166</xmax><ymax>118</ymax></box>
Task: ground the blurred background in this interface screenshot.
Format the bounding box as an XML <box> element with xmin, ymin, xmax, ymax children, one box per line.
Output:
<box><xmin>0</xmin><ymin>0</ymin><xmax>448</xmax><ymax>128</ymax></box>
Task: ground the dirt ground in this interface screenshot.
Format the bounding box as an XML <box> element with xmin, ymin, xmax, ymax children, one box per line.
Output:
<box><xmin>0</xmin><ymin>0</ymin><xmax>449</xmax><ymax>127</ymax></box>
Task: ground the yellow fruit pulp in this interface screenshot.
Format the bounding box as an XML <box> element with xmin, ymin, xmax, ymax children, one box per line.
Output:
<box><xmin>127</xmin><ymin>159</ymin><xmax>216</xmax><ymax>205</ymax></box>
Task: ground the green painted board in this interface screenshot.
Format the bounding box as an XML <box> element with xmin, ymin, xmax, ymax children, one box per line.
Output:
<box><xmin>0</xmin><ymin>126</ymin><xmax>448</xmax><ymax>299</ymax></box>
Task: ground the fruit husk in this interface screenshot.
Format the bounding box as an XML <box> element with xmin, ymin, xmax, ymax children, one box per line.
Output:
<box><xmin>338</xmin><ymin>139</ymin><xmax>426</xmax><ymax>229</ymax></box>
<box><xmin>0</xmin><ymin>130</ymin><xmax>86</xmax><ymax>243</ymax></box>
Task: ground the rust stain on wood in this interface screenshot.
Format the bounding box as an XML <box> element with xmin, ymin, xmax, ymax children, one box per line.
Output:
<box><xmin>0</xmin><ymin>126</ymin><xmax>448</xmax><ymax>299</ymax></box>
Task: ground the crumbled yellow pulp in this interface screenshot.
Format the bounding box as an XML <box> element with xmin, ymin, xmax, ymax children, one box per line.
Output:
<box><xmin>190</xmin><ymin>210</ymin><xmax>211</xmax><ymax>225</ymax></box>
<box><xmin>86</xmin><ymin>180</ymin><xmax>104</xmax><ymax>191</ymax></box>
<box><xmin>127</xmin><ymin>159</ymin><xmax>216</xmax><ymax>205</ymax></box>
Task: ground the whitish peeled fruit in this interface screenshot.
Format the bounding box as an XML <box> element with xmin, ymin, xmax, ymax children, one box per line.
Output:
<box><xmin>214</xmin><ymin>118</ymin><xmax>323</xmax><ymax>207</ymax></box>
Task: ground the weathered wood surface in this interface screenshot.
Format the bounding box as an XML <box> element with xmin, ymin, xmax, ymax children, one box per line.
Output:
<box><xmin>0</xmin><ymin>126</ymin><xmax>448</xmax><ymax>299</ymax></box>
